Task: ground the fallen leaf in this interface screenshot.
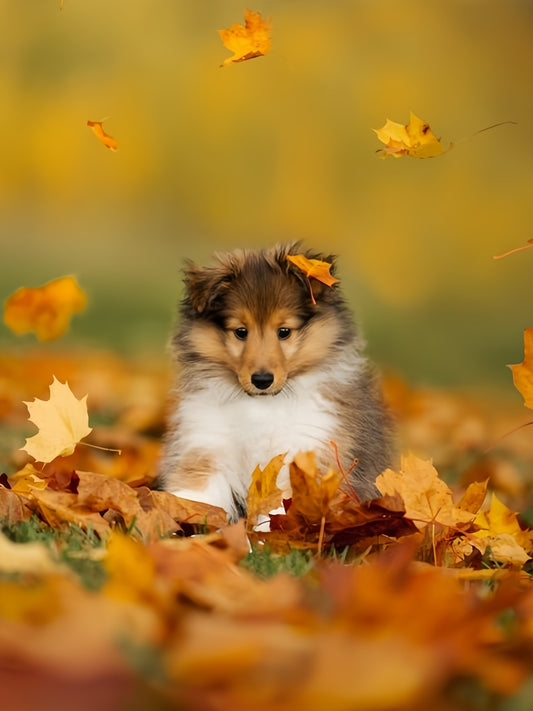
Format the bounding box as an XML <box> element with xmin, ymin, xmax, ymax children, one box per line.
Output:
<box><xmin>87</xmin><ymin>119</ymin><xmax>119</xmax><ymax>151</ymax></box>
<box><xmin>21</xmin><ymin>377</ymin><xmax>92</xmax><ymax>463</ymax></box>
<box><xmin>4</xmin><ymin>275</ymin><xmax>87</xmax><ymax>342</ymax></box>
<box><xmin>376</xmin><ymin>454</ymin><xmax>474</xmax><ymax>529</ymax></box>
<box><xmin>508</xmin><ymin>328</ymin><xmax>533</xmax><ymax>409</ymax></box>
<box><xmin>218</xmin><ymin>9</ymin><xmax>272</xmax><ymax>67</ymax></box>
<box><xmin>374</xmin><ymin>111</ymin><xmax>446</xmax><ymax>159</ymax></box>
<box><xmin>246</xmin><ymin>453</ymin><xmax>285</xmax><ymax>530</ymax></box>
<box><xmin>472</xmin><ymin>493</ymin><xmax>532</xmax><ymax>553</ymax></box>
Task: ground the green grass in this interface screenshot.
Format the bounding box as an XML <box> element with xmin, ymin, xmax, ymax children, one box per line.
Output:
<box><xmin>1</xmin><ymin>516</ymin><xmax>107</xmax><ymax>590</ymax></box>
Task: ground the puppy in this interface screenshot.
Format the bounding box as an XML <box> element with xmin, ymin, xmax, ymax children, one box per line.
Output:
<box><xmin>159</xmin><ymin>243</ymin><xmax>394</xmax><ymax>520</ymax></box>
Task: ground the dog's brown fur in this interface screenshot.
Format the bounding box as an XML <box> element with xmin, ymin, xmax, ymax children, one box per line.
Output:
<box><xmin>159</xmin><ymin>243</ymin><xmax>394</xmax><ymax>519</ymax></box>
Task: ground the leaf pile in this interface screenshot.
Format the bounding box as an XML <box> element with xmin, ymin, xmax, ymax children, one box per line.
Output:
<box><xmin>2</xmin><ymin>356</ymin><xmax>533</xmax><ymax>710</ymax></box>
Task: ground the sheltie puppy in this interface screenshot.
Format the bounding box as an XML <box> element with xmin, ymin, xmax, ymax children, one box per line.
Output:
<box><xmin>159</xmin><ymin>243</ymin><xmax>394</xmax><ymax>520</ymax></box>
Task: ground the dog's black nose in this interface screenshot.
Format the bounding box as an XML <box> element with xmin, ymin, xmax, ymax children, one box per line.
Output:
<box><xmin>251</xmin><ymin>371</ymin><xmax>274</xmax><ymax>390</ymax></box>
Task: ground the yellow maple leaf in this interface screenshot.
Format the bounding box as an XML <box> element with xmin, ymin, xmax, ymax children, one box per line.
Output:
<box><xmin>21</xmin><ymin>377</ymin><xmax>93</xmax><ymax>463</ymax></box>
<box><xmin>508</xmin><ymin>328</ymin><xmax>533</xmax><ymax>409</ymax></box>
<box><xmin>218</xmin><ymin>9</ymin><xmax>272</xmax><ymax>67</ymax></box>
<box><xmin>472</xmin><ymin>493</ymin><xmax>532</xmax><ymax>552</ymax></box>
<box><xmin>246</xmin><ymin>453</ymin><xmax>285</xmax><ymax>529</ymax></box>
<box><xmin>87</xmin><ymin>119</ymin><xmax>119</xmax><ymax>151</ymax></box>
<box><xmin>4</xmin><ymin>275</ymin><xmax>87</xmax><ymax>342</ymax></box>
<box><xmin>376</xmin><ymin>454</ymin><xmax>473</xmax><ymax>529</ymax></box>
<box><xmin>374</xmin><ymin>111</ymin><xmax>446</xmax><ymax>159</ymax></box>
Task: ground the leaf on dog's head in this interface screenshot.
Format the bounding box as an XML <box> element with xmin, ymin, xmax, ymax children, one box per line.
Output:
<box><xmin>287</xmin><ymin>254</ymin><xmax>339</xmax><ymax>287</ymax></box>
<box><xmin>218</xmin><ymin>9</ymin><xmax>272</xmax><ymax>67</ymax></box>
<box><xmin>4</xmin><ymin>276</ymin><xmax>87</xmax><ymax>342</ymax></box>
<box><xmin>21</xmin><ymin>377</ymin><xmax>92</xmax><ymax>464</ymax></box>
<box><xmin>374</xmin><ymin>111</ymin><xmax>445</xmax><ymax>159</ymax></box>
<box><xmin>87</xmin><ymin>119</ymin><xmax>119</xmax><ymax>151</ymax></box>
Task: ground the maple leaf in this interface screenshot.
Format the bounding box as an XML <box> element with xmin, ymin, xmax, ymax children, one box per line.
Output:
<box><xmin>3</xmin><ymin>275</ymin><xmax>87</xmax><ymax>342</ymax></box>
<box><xmin>246</xmin><ymin>453</ymin><xmax>285</xmax><ymax>530</ymax></box>
<box><xmin>21</xmin><ymin>377</ymin><xmax>93</xmax><ymax>463</ymax></box>
<box><xmin>218</xmin><ymin>9</ymin><xmax>272</xmax><ymax>67</ymax></box>
<box><xmin>472</xmin><ymin>493</ymin><xmax>532</xmax><ymax>553</ymax></box>
<box><xmin>287</xmin><ymin>254</ymin><xmax>339</xmax><ymax>304</ymax></box>
<box><xmin>508</xmin><ymin>328</ymin><xmax>533</xmax><ymax>409</ymax></box>
<box><xmin>375</xmin><ymin>454</ymin><xmax>473</xmax><ymax>529</ymax></box>
<box><xmin>87</xmin><ymin>119</ymin><xmax>119</xmax><ymax>151</ymax></box>
<box><xmin>374</xmin><ymin>111</ymin><xmax>446</xmax><ymax>159</ymax></box>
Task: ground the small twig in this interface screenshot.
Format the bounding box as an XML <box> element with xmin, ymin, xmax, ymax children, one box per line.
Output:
<box><xmin>318</xmin><ymin>514</ymin><xmax>326</xmax><ymax>556</ymax></box>
<box><xmin>79</xmin><ymin>441</ymin><xmax>122</xmax><ymax>455</ymax></box>
<box><xmin>484</xmin><ymin>420</ymin><xmax>533</xmax><ymax>454</ymax></box>
<box><xmin>493</xmin><ymin>238</ymin><xmax>533</xmax><ymax>261</ymax></box>
<box><xmin>330</xmin><ymin>440</ymin><xmax>360</xmax><ymax>502</ymax></box>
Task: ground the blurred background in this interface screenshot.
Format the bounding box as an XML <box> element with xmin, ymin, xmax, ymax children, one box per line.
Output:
<box><xmin>1</xmin><ymin>0</ymin><xmax>533</xmax><ymax>393</ymax></box>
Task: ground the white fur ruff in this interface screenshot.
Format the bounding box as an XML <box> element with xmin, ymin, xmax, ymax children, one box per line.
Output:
<box><xmin>164</xmin><ymin>353</ymin><xmax>363</xmax><ymax>517</ymax></box>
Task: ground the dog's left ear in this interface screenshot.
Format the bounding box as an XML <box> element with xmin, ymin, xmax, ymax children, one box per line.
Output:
<box><xmin>183</xmin><ymin>262</ymin><xmax>233</xmax><ymax>314</ymax></box>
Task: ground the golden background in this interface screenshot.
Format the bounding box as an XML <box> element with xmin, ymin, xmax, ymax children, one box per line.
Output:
<box><xmin>1</xmin><ymin>0</ymin><xmax>532</xmax><ymax>391</ymax></box>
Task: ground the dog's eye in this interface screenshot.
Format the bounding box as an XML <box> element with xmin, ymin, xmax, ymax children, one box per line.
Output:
<box><xmin>278</xmin><ymin>328</ymin><xmax>291</xmax><ymax>340</ymax></box>
<box><xmin>234</xmin><ymin>327</ymin><xmax>248</xmax><ymax>341</ymax></box>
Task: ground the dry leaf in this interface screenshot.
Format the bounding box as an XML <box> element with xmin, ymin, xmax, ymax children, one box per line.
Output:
<box><xmin>374</xmin><ymin>111</ymin><xmax>446</xmax><ymax>159</ymax></box>
<box><xmin>508</xmin><ymin>328</ymin><xmax>533</xmax><ymax>409</ymax></box>
<box><xmin>218</xmin><ymin>9</ymin><xmax>272</xmax><ymax>67</ymax></box>
<box><xmin>4</xmin><ymin>275</ymin><xmax>87</xmax><ymax>342</ymax></box>
<box><xmin>87</xmin><ymin>120</ymin><xmax>119</xmax><ymax>151</ymax></box>
<box><xmin>376</xmin><ymin>454</ymin><xmax>474</xmax><ymax>529</ymax></box>
<box><xmin>246</xmin><ymin>453</ymin><xmax>285</xmax><ymax>530</ymax></box>
<box><xmin>21</xmin><ymin>377</ymin><xmax>92</xmax><ymax>463</ymax></box>
<box><xmin>287</xmin><ymin>254</ymin><xmax>339</xmax><ymax>287</ymax></box>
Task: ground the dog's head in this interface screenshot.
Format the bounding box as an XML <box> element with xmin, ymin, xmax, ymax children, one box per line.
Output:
<box><xmin>177</xmin><ymin>243</ymin><xmax>354</xmax><ymax>395</ymax></box>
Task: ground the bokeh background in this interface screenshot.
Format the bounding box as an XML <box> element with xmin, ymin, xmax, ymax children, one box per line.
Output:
<box><xmin>2</xmin><ymin>0</ymin><xmax>533</xmax><ymax>392</ymax></box>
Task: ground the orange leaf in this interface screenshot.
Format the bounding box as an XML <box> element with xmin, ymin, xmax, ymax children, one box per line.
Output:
<box><xmin>287</xmin><ymin>254</ymin><xmax>339</xmax><ymax>288</ymax></box>
<box><xmin>374</xmin><ymin>111</ymin><xmax>446</xmax><ymax>159</ymax></box>
<box><xmin>4</xmin><ymin>275</ymin><xmax>87</xmax><ymax>342</ymax></box>
<box><xmin>509</xmin><ymin>328</ymin><xmax>533</xmax><ymax>409</ymax></box>
<box><xmin>87</xmin><ymin>120</ymin><xmax>119</xmax><ymax>151</ymax></box>
<box><xmin>218</xmin><ymin>9</ymin><xmax>272</xmax><ymax>67</ymax></box>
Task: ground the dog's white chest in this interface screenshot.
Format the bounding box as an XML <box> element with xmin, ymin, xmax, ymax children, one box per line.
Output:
<box><xmin>179</xmin><ymin>375</ymin><xmax>338</xmax><ymax>495</ymax></box>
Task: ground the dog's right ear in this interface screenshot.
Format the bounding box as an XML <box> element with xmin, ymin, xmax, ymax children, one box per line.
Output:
<box><xmin>183</xmin><ymin>262</ymin><xmax>233</xmax><ymax>314</ymax></box>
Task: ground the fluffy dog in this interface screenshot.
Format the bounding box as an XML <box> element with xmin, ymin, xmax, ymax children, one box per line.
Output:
<box><xmin>159</xmin><ymin>244</ymin><xmax>394</xmax><ymax>520</ymax></box>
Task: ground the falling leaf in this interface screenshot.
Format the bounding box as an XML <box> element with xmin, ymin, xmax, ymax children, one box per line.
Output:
<box><xmin>21</xmin><ymin>377</ymin><xmax>92</xmax><ymax>464</ymax></box>
<box><xmin>4</xmin><ymin>275</ymin><xmax>87</xmax><ymax>342</ymax></box>
<box><xmin>87</xmin><ymin>119</ymin><xmax>119</xmax><ymax>151</ymax></box>
<box><xmin>374</xmin><ymin>111</ymin><xmax>446</xmax><ymax>159</ymax></box>
<box><xmin>218</xmin><ymin>9</ymin><xmax>272</xmax><ymax>67</ymax></box>
<box><xmin>509</xmin><ymin>328</ymin><xmax>533</xmax><ymax>409</ymax></box>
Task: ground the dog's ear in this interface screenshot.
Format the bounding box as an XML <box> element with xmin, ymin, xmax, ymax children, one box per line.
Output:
<box><xmin>183</xmin><ymin>262</ymin><xmax>233</xmax><ymax>314</ymax></box>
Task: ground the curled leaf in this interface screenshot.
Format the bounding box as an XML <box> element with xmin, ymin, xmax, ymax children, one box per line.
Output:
<box><xmin>4</xmin><ymin>276</ymin><xmax>87</xmax><ymax>342</ymax></box>
<box><xmin>218</xmin><ymin>9</ymin><xmax>272</xmax><ymax>67</ymax></box>
<box><xmin>87</xmin><ymin>120</ymin><xmax>119</xmax><ymax>151</ymax></box>
<box><xmin>374</xmin><ymin>111</ymin><xmax>446</xmax><ymax>159</ymax></box>
<box><xmin>509</xmin><ymin>328</ymin><xmax>533</xmax><ymax>409</ymax></box>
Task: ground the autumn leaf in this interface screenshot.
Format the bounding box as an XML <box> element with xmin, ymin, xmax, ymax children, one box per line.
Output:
<box><xmin>4</xmin><ymin>275</ymin><xmax>87</xmax><ymax>342</ymax></box>
<box><xmin>87</xmin><ymin>119</ymin><xmax>119</xmax><ymax>151</ymax></box>
<box><xmin>218</xmin><ymin>9</ymin><xmax>272</xmax><ymax>67</ymax></box>
<box><xmin>287</xmin><ymin>254</ymin><xmax>339</xmax><ymax>304</ymax></box>
<box><xmin>508</xmin><ymin>328</ymin><xmax>533</xmax><ymax>409</ymax></box>
<box><xmin>21</xmin><ymin>377</ymin><xmax>92</xmax><ymax>463</ymax></box>
<box><xmin>246</xmin><ymin>453</ymin><xmax>285</xmax><ymax>530</ymax></box>
<box><xmin>374</xmin><ymin>111</ymin><xmax>446</xmax><ymax>159</ymax></box>
<box><xmin>376</xmin><ymin>454</ymin><xmax>474</xmax><ymax>529</ymax></box>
